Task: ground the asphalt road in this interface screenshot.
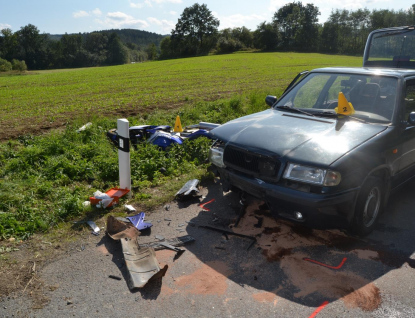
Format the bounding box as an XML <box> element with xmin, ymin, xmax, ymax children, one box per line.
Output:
<box><xmin>1</xmin><ymin>179</ymin><xmax>415</xmax><ymax>318</ymax></box>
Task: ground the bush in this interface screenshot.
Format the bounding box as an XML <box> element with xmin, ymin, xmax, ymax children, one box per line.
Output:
<box><xmin>0</xmin><ymin>58</ymin><xmax>12</xmax><ymax>72</ymax></box>
<box><xmin>12</xmin><ymin>59</ymin><xmax>27</xmax><ymax>71</ymax></box>
<box><xmin>216</xmin><ymin>37</ymin><xmax>243</xmax><ymax>54</ymax></box>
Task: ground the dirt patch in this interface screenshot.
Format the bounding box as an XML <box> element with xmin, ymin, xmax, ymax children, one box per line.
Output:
<box><xmin>96</xmin><ymin>245</ymin><xmax>109</xmax><ymax>255</ymax></box>
<box><xmin>0</xmin><ymin>231</ymin><xmax>88</xmax><ymax>308</ymax></box>
<box><xmin>280</xmin><ymin>252</ymin><xmax>381</xmax><ymax>311</ymax></box>
<box><xmin>252</xmin><ymin>291</ymin><xmax>279</xmax><ymax>304</ymax></box>
<box><xmin>262</xmin><ymin>247</ymin><xmax>293</xmax><ymax>262</ymax></box>
<box><xmin>342</xmin><ymin>284</ymin><xmax>382</xmax><ymax>311</ymax></box>
<box><xmin>352</xmin><ymin>249</ymin><xmax>379</xmax><ymax>261</ymax></box>
<box><xmin>232</xmin><ymin>201</ymin><xmax>350</xmax><ymax>261</ymax></box>
<box><xmin>174</xmin><ymin>261</ymin><xmax>232</xmax><ymax>295</ymax></box>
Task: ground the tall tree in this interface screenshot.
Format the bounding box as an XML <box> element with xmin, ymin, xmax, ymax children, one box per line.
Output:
<box><xmin>273</xmin><ymin>2</ymin><xmax>320</xmax><ymax>51</ymax></box>
<box><xmin>107</xmin><ymin>33</ymin><xmax>128</xmax><ymax>65</ymax></box>
<box><xmin>253</xmin><ymin>22</ymin><xmax>279</xmax><ymax>51</ymax></box>
<box><xmin>16</xmin><ymin>24</ymin><xmax>47</xmax><ymax>69</ymax></box>
<box><xmin>171</xmin><ymin>3</ymin><xmax>219</xmax><ymax>55</ymax></box>
<box><xmin>0</xmin><ymin>28</ymin><xmax>18</xmax><ymax>61</ymax></box>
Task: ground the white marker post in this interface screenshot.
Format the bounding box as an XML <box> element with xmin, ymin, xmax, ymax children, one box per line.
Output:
<box><xmin>117</xmin><ymin>118</ymin><xmax>132</xmax><ymax>197</ymax></box>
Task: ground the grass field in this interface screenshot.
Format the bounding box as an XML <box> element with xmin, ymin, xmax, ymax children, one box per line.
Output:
<box><xmin>0</xmin><ymin>52</ymin><xmax>361</xmax><ymax>140</ymax></box>
<box><xmin>0</xmin><ymin>52</ymin><xmax>362</xmax><ymax>240</ymax></box>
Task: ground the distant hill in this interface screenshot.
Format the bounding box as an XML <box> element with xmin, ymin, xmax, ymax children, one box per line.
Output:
<box><xmin>48</xmin><ymin>28</ymin><xmax>167</xmax><ymax>49</ymax></box>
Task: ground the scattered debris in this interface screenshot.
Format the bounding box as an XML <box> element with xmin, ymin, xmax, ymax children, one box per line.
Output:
<box><xmin>164</xmin><ymin>204</ymin><xmax>170</xmax><ymax>211</ymax></box>
<box><xmin>175</xmin><ymin>179</ymin><xmax>199</xmax><ymax>200</ymax></box>
<box><xmin>197</xmin><ymin>224</ymin><xmax>256</xmax><ymax>250</ymax></box>
<box><xmin>178</xmin><ymin>224</ymin><xmax>185</xmax><ymax>227</ymax></box>
<box><xmin>124</xmin><ymin>204</ymin><xmax>136</xmax><ymax>212</ymax></box>
<box><xmin>155</xmin><ymin>235</ymin><xmax>165</xmax><ymax>241</ymax></box>
<box><xmin>159</xmin><ymin>242</ymin><xmax>185</xmax><ymax>260</ymax></box>
<box><xmin>77</xmin><ymin>122</ymin><xmax>92</xmax><ymax>132</ymax></box>
<box><xmin>127</xmin><ymin>212</ymin><xmax>152</xmax><ymax>231</ymax></box>
<box><xmin>164</xmin><ymin>218</ymin><xmax>172</xmax><ymax>221</ymax></box>
<box><xmin>82</xmin><ymin>201</ymin><xmax>91</xmax><ymax>207</ymax></box>
<box><xmin>303</xmin><ymin>257</ymin><xmax>347</xmax><ymax>270</ymax></box>
<box><xmin>107</xmin><ymin>121</ymin><xmax>216</xmax><ymax>151</ymax></box>
<box><xmin>86</xmin><ymin>221</ymin><xmax>100</xmax><ymax>236</ymax></box>
<box><xmin>121</xmin><ymin>239</ymin><xmax>168</xmax><ymax>289</ymax></box>
<box><xmin>140</xmin><ymin>235</ymin><xmax>195</xmax><ymax>250</ymax></box>
<box><xmin>234</xmin><ymin>202</ymin><xmax>247</xmax><ymax>227</ymax></box>
<box><xmin>115</xmin><ymin>217</ymin><xmax>130</xmax><ymax>223</ymax></box>
<box><xmin>106</xmin><ymin>215</ymin><xmax>140</xmax><ymax>240</ymax></box>
<box><xmin>199</xmin><ymin>198</ymin><xmax>216</xmax><ymax>211</ymax></box>
<box><xmin>215</xmin><ymin>246</ymin><xmax>226</xmax><ymax>250</ymax></box>
<box><xmin>254</xmin><ymin>216</ymin><xmax>264</xmax><ymax>228</ymax></box>
<box><xmin>89</xmin><ymin>187</ymin><xmax>130</xmax><ymax>208</ymax></box>
<box><xmin>109</xmin><ymin>275</ymin><xmax>122</xmax><ymax>281</ymax></box>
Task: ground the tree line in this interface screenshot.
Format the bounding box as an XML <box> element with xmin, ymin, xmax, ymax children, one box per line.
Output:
<box><xmin>0</xmin><ymin>25</ymin><xmax>163</xmax><ymax>70</ymax></box>
<box><xmin>1</xmin><ymin>2</ymin><xmax>415</xmax><ymax>70</ymax></box>
<box><xmin>161</xmin><ymin>2</ymin><xmax>415</xmax><ymax>58</ymax></box>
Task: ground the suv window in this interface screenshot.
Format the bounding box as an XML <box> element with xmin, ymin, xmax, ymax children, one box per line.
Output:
<box><xmin>405</xmin><ymin>80</ymin><xmax>415</xmax><ymax>121</ymax></box>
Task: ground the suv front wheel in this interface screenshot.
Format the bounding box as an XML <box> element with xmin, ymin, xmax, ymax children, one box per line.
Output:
<box><xmin>351</xmin><ymin>176</ymin><xmax>384</xmax><ymax>236</ymax></box>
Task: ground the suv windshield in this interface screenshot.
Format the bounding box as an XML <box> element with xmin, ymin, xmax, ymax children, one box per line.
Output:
<box><xmin>275</xmin><ymin>73</ymin><xmax>398</xmax><ymax>123</ymax></box>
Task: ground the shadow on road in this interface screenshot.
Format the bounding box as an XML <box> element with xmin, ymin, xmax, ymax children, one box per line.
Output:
<box><xmin>183</xmin><ymin>179</ymin><xmax>415</xmax><ymax>310</ymax></box>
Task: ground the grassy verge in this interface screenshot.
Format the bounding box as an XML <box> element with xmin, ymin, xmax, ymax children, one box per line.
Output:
<box><xmin>0</xmin><ymin>91</ymin><xmax>269</xmax><ymax>240</ymax></box>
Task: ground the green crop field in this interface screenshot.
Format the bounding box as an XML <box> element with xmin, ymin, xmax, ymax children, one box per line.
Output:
<box><xmin>0</xmin><ymin>52</ymin><xmax>361</xmax><ymax>139</ymax></box>
<box><xmin>0</xmin><ymin>52</ymin><xmax>362</xmax><ymax>241</ymax></box>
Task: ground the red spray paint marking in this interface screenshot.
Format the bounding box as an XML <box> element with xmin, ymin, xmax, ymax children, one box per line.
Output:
<box><xmin>303</xmin><ymin>257</ymin><xmax>347</xmax><ymax>270</ymax></box>
<box><xmin>308</xmin><ymin>301</ymin><xmax>329</xmax><ymax>318</ymax></box>
<box><xmin>198</xmin><ymin>199</ymin><xmax>216</xmax><ymax>211</ymax></box>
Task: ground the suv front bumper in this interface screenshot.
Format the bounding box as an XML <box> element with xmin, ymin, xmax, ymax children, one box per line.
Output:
<box><xmin>218</xmin><ymin>168</ymin><xmax>359</xmax><ymax>227</ymax></box>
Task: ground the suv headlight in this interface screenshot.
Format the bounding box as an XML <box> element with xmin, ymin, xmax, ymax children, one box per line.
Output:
<box><xmin>283</xmin><ymin>163</ymin><xmax>341</xmax><ymax>186</ymax></box>
<box><xmin>209</xmin><ymin>146</ymin><xmax>225</xmax><ymax>168</ymax></box>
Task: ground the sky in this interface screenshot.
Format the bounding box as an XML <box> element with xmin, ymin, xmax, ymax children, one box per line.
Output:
<box><xmin>0</xmin><ymin>0</ymin><xmax>412</xmax><ymax>35</ymax></box>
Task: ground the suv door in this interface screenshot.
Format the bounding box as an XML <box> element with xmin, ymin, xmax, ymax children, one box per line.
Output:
<box><xmin>399</xmin><ymin>78</ymin><xmax>415</xmax><ymax>180</ymax></box>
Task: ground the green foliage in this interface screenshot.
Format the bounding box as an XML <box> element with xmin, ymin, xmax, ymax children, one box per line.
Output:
<box><xmin>11</xmin><ymin>59</ymin><xmax>27</xmax><ymax>71</ymax></box>
<box><xmin>0</xmin><ymin>58</ymin><xmax>12</xmax><ymax>72</ymax></box>
<box><xmin>170</xmin><ymin>3</ymin><xmax>220</xmax><ymax>56</ymax></box>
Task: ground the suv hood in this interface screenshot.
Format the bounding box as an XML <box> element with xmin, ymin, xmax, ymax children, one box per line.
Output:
<box><xmin>210</xmin><ymin>109</ymin><xmax>387</xmax><ymax>166</ymax></box>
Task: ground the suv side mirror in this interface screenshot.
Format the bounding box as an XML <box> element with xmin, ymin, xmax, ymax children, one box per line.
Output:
<box><xmin>266</xmin><ymin>95</ymin><xmax>277</xmax><ymax>107</ymax></box>
<box><xmin>409</xmin><ymin>112</ymin><xmax>415</xmax><ymax>126</ymax></box>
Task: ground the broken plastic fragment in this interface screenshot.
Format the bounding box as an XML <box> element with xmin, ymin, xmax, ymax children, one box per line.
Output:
<box><xmin>155</xmin><ymin>235</ymin><xmax>165</xmax><ymax>241</ymax></box>
<box><xmin>175</xmin><ymin>179</ymin><xmax>199</xmax><ymax>199</ymax></box>
<box><xmin>124</xmin><ymin>204</ymin><xmax>136</xmax><ymax>212</ymax></box>
<box><xmin>77</xmin><ymin>122</ymin><xmax>92</xmax><ymax>132</ymax></box>
<box><xmin>127</xmin><ymin>212</ymin><xmax>153</xmax><ymax>231</ymax></box>
<box><xmin>86</xmin><ymin>221</ymin><xmax>100</xmax><ymax>235</ymax></box>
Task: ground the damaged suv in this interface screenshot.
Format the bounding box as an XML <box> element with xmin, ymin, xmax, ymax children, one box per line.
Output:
<box><xmin>209</xmin><ymin>26</ymin><xmax>415</xmax><ymax>235</ymax></box>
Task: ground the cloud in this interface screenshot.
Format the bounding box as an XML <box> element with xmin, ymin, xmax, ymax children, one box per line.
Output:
<box><xmin>147</xmin><ymin>17</ymin><xmax>175</xmax><ymax>33</ymax></box>
<box><xmin>215</xmin><ymin>13</ymin><xmax>266</xmax><ymax>30</ymax></box>
<box><xmin>73</xmin><ymin>10</ymin><xmax>89</xmax><ymax>18</ymax></box>
<box><xmin>0</xmin><ymin>23</ymin><xmax>12</xmax><ymax>30</ymax></box>
<box><xmin>73</xmin><ymin>8</ymin><xmax>102</xmax><ymax>19</ymax></box>
<box><xmin>96</xmin><ymin>11</ymin><xmax>149</xmax><ymax>29</ymax></box>
<box><xmin>92</xmin><ymin>8</ymin><xmax>102</xmax><ymax>16</ymax></box>
<box><xmin>152</xmin><ymin>0</ymin><xmax>182</xmax><ymax>3</ymax></box>
<box><xmin>169</xmin><ymin>11</ymin><xmax>177</xmax><ymax>15</ymax></box>
<box><xmin>130</xmin><ymin>0</ymin><xmax>152</xmax><ymax>9</ymax></box>
<box><xmin>130</xmin><ymin>0</ymin><xmax>181</xmax><ymax>8</ymax></box>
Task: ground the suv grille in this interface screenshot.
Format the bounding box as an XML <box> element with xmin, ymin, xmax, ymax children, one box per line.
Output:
<box><xmin>223</xmin><ymin>145</ymin><xmax>280</xmax><ymax>178</ymax></box>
